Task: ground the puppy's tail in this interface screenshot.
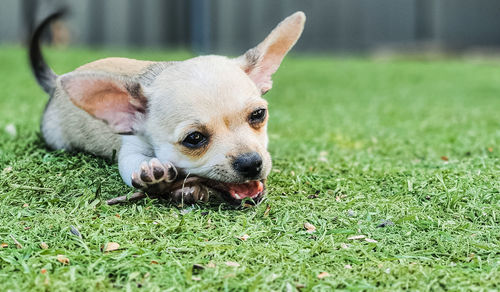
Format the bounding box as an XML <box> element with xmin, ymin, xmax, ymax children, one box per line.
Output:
<box><xmin>29</xmin><ymin>9</ymin><xmax>66</xmax><ymax>94</ymax></box>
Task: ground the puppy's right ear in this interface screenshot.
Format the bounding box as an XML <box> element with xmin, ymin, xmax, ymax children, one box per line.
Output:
<box><xmin>60</xmin><ymin>72</ymin><xmax>147</xmax><ymax>134</ymax></box>
<box><xmin>236</xmin><ymin>11</ymin><xmax>305</xmax><ymax>95</ymax></box>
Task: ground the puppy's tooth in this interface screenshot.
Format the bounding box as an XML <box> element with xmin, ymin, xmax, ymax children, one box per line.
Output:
<box><xmin>234</xmin><ymin>193</ymin><xmax>241</xmax><ymax>200</ymax></box>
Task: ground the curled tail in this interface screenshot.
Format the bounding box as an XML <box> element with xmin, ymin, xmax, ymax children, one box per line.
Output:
<box><xmin>29</xmin><ymin>9</ymin><xmax>67</xmax><ymax>94</ymax></box>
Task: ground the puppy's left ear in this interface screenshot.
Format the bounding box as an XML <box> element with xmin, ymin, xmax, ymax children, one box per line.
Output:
<box><xmin>60</xmin><ymin>72</ymin><xmax>147</xmax><ymax>134</ymax></box>
<box><xmin>236</xmin><ymin>11</ymin><xmax>305</xmax><ymax>94</ymax></box>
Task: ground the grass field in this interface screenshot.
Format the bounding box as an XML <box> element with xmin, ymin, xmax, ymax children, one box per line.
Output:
<box><xmin>0</xmin><ymin>46</ymin><xmax>499</xmax><ymax>291</ymax></box>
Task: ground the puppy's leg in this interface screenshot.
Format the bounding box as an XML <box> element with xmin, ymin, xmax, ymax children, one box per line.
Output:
<box><xmin>119</xmin><ymin>135</ymin><xmax>177</xmax><ymax>195</ymax></box>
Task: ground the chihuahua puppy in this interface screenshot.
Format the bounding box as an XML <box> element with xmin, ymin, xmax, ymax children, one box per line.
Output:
<box><xmin>29</xmin><ymin>10</ymin><xmax>305</xmax><ymax>205</ymax></box>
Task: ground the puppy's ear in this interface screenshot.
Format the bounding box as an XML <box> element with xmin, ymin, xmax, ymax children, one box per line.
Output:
<box><xmin>236</xmin><ymin>11</ymin><xmax>305</xmax><ymax>94</ymax></box>
<box><xmin>60</xmin><ymin>72</ymin><xmax>147</xmax><ymax>134</ymax></box>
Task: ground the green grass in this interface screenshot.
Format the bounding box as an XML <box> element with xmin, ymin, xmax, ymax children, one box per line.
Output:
<box><xmin>0</xmin><ymin>45</ymin><xmax>499</xmax><ymax>291</ymax></box>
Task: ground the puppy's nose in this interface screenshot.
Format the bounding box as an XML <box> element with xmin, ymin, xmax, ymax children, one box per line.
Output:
<box><xmin>233</xmin><ymin>152</ymin><xmax>263</xmax><ymax>178</ymax></box>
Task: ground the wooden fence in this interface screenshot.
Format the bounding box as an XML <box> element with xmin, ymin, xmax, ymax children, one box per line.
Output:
<box><xmin>1</xmin><ymin>0</ymin><xmax>500</xmax><ymax>54</ymax></box>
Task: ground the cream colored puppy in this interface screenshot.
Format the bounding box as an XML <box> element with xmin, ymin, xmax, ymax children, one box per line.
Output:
<box><xmin>29</xmin><ymin>10</ymin><xmax>305</xmax><ymax>205</ymax></box>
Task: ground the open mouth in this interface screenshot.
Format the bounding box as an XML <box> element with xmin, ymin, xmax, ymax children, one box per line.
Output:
<box><xmin>202</xmin><ymin>179</ymin><xmax>266</xmax><ymax>205</ymax></box>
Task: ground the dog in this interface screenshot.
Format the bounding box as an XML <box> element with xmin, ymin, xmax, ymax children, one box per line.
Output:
<box><xmin>29</xmin><ymin>10</ymin><xmax>305</xmax><ymax>205</ymax></box>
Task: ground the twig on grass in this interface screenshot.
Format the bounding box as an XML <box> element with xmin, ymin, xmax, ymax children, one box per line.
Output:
<box><xmin>106</xmin><ymin>192</ymin><xmax>150</xmax><ymax>205</ymax></box>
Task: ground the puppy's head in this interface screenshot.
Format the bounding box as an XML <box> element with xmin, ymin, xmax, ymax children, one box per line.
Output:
<box><xmin>62</xmin><ymin>12</ymin><xmax>305</xmax><ymax>204</ymax></box>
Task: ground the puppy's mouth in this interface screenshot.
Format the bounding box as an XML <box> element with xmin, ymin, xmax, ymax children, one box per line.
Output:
<box><xmin>202</xmin><ymin>179</ymin><xmax>266</xmax><ymax>205</ymax></box>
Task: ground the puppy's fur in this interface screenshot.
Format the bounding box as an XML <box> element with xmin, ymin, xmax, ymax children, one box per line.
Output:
<box><xmin>29</xmin><ymin>11</ymin><xmax>305</xmax><ymax>204</ymax></box>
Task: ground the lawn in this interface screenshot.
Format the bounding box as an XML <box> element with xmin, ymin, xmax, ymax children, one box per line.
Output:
<box><xmin>0</xmin><ymin>45</ymin><xmax>499</xmax><ymax>291</ymax></box>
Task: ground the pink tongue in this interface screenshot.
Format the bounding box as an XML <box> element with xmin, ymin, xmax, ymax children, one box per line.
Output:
<box><xmin>226</xmin><ymin>181</ymin><xmax>264</xmax><ymax>199</ymax></box>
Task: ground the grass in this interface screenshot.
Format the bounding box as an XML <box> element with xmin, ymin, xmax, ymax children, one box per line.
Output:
<box><xmin>0</xmin><ymin>45</ymin><xmax>499</xmax><ymax>291</ymax></box>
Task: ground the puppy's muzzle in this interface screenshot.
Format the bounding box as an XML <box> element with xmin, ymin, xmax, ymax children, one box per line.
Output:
<box><xmin>232</xmin><ymin>152</ymin><xmax>263</xmax><ymax>179</ymax></box>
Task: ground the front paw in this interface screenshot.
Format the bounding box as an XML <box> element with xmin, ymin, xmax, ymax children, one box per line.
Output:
<box><xmin>131</xmin><ymin>158</ymin><xmax>177</xmax><ymax>195</ymax></box>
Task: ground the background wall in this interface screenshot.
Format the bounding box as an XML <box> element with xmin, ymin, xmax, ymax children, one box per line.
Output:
<box><xmin>1</xmin><ymin>0</ymin><xmax>500</xmax><ymax>54</ymax></box>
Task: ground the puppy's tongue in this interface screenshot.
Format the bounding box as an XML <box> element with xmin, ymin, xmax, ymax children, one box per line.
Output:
<box><xmin>225</xmin><ymin>181</ymin><xmax>264</xmax><ymax>200</ymax></box>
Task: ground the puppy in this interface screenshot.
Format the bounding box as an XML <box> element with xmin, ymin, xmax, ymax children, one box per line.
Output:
<box><xmin>29</xmin><ymin>10</ymin><xmax>305</xmax><ymax>205</ymax></box>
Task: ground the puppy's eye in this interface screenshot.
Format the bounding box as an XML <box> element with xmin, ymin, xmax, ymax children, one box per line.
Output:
<box><xmin>182</xmin><ymin>131</ymin><xmax>208</xmax><ymax>148</ymax></box>
<box><xmin>249</xmin><ymin>108</ymin><xmax>267</xmax><ymax>124</ymax></box>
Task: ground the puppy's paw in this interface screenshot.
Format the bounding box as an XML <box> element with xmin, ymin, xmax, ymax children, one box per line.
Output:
<box><xmin>170</xmin><ymin>184</ymin><xmax>209</xmax><ymax>205</ymax></box>
<box><xmin>131</xmin><ymin>158</ymin><xmax>178</xmax><ymax>195</ymax></box>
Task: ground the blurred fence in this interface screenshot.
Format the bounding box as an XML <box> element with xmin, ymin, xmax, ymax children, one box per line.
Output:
<box><xmin>1</xmin><ymin>0</ymin><xmax>500</xmax><ymax>54</ymax></box>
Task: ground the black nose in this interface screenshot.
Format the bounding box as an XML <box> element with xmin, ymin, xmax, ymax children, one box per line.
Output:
<box><xmin>232</xmin><ymin>152</ymin><xmax>263</xmax><ymax>178</ymax></box>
